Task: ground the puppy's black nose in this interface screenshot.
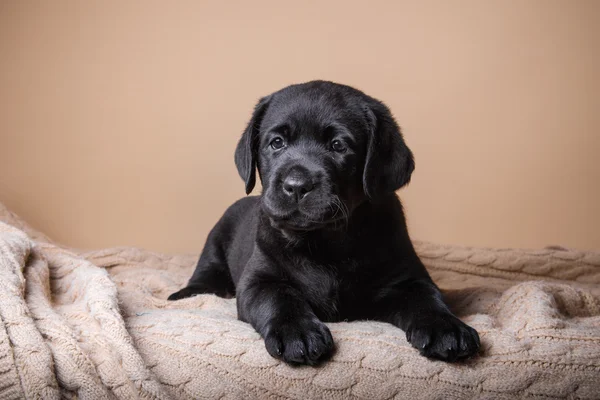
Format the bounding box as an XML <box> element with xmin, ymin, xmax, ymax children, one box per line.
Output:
<box><xmin>283</xmin><ymin>175</ymin><xmax>314</xmax><ymax>202</ymax></box>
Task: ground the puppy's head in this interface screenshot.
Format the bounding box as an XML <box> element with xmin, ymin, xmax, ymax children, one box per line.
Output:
<box><xmin>235</xmin><ymin>81</ymin><xmax>414</xmax><ymax>232</ymax></box>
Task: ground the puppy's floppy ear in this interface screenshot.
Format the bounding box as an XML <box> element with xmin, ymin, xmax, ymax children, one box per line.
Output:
<box><xmin>362</xmin><ymin>100</ymin><xmax>415</xmax><ymax>199</ymax></box>
<box><xmin>235</xmin><ymin>95</ymin><xmax>271</xmax><ymax>194</ymax></box>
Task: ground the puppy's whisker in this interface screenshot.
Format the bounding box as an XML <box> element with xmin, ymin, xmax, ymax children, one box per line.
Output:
<box><xmin>331</xmin><ymin>196</ymin><xmax>349</xmax><ymax>231</ymax></box>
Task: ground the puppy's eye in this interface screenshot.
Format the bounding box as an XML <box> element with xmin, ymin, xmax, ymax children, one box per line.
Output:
<box><xmin>270</xmin><ymin>137</ymin><xmax>286</xmax><ymax>150</ymax></box>
<box><xmin>330</xmin><ymin>140</ymin><xmax>346</xmax><ymax>152</ymax></box>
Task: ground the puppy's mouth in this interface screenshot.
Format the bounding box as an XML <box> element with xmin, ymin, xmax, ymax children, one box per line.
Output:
<box><xmin>269</xmin><ymin>217</ymin><xmax>349</xmax><ymax>233</ymax></box>
<box><xmin>261</xmin><ymin>202</ymin><xmax>348</xmax><ymax>232</ymax></box>
<box><xmin>269</xmin><ymin>217</ymin><xmax>332</xmax><ymax>232</ymax></box>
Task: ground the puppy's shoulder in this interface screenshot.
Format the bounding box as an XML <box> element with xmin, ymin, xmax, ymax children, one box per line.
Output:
<box><xmin>218</xmin><ymin>196</ymin><xmax>261</xmax><ymax>237</ymax></box>
<box><xmin>224</xmin><ymin>195</ymin><xmax>260</xmax><ymax>218</ymax></box>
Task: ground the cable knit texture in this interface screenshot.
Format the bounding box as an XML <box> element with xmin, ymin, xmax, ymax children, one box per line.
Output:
<box><xmin>1</xmin><ymin>201</ymin><xmax>599</xmax><ymax>399</ymax></box>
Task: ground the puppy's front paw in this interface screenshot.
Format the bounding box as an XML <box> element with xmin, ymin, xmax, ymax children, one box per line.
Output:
<box><xmin>406</xmin><ymin>313</ymin><xmax>480</xmax><ymax>362</ymax></box>
<box><xmin>264</xmin><ymin>318</ymin><xmax>335</xmax><ymax>365</ymax></box>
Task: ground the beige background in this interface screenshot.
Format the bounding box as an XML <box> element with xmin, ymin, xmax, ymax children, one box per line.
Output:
<box><xmin>1</xmin><ymin>1</ymin><xmax>599</xmax><ymax>253</ymax></box>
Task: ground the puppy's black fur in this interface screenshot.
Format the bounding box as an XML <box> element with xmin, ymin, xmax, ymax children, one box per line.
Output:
<box><xmin>169</xmin><ymin>81</ymin><xmax>480</xmax><ymax>365</ymax></box>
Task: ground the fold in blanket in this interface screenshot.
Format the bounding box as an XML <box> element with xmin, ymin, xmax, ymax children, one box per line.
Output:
<box><xmin>1</xmin><ymin>202</ymin><xmax>599</xmax><ymax>399</ymax></box>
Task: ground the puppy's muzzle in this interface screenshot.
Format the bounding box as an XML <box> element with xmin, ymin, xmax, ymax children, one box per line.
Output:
<box><xmin>281</xmin><ymin>166</ymin><xmax>316</xmax><ymax>203</ymax></box>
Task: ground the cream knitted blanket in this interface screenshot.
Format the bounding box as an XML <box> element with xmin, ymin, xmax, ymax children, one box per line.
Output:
<box><xmin>1</xmin><ymin>202</ymin><xmax>599</xmax><ymax>400</ymax></box>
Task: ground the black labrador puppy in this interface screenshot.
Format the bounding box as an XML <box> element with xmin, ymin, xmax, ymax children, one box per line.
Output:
<box><xmin>169</xmin><ymin>81</ymin><xmax>480</xmax><ymax>365</ymax></box>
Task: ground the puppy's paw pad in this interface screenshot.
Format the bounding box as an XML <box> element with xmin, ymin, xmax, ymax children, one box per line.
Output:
<box><xmin>264</xmin><ymin>318</ymin><xmax>335</xmax><ymax>365</ymax></box>
<box><xmin>406</xmin><ymin>314</ymin><xmax>480</xmax><ymax>362</ymax></box>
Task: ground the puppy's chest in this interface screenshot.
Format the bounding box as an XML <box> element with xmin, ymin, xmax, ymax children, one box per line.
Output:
<box><xmin>290</xmin><ymin>257</ymin><xmax>369</xmax><ymax>322</ymax></box>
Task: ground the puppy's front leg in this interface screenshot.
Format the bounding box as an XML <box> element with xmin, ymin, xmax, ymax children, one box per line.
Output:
<box><xmin>378</xmin><ymin>278</ymin><xmax>480</xmax><ymax>362</ymax></box>
<box><xmin>237</xmin><ymin>272</ymin><xmax>335</xmax><ymax>366</ymax></box>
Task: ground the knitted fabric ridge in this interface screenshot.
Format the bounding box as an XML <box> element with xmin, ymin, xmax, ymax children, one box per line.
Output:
<box><xmin>1</xmin><ymin>202</ymin><xmax>599</xmax><ymax>399</ymax></box>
